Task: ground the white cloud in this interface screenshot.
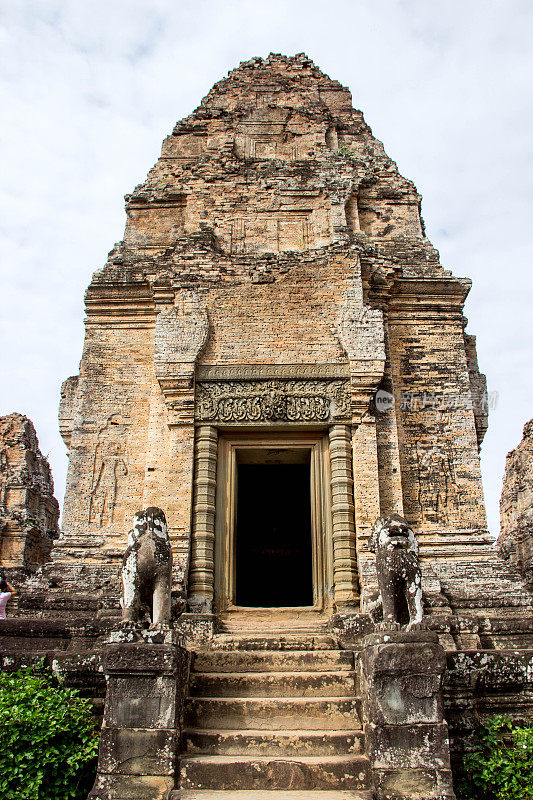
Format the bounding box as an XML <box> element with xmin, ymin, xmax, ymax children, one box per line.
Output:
<box><xmin>1</xmin><ymin>0</ymin><xmax>532</xmax><ymax>536</ymax></box>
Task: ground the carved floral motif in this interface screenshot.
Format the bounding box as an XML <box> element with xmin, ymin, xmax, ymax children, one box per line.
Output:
<box><xmin>195</xmin><ymin>379</ymin><xmax>351</xmax><ymax>423</ymax></box>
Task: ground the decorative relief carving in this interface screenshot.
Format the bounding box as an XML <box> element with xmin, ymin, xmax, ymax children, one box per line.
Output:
<box><xmin>154</xmin><ymin>291</ymin><xmax>209</xmax><ymax>373</ymax></box>
<box><xmin>334</xmin><ymin>274</ymin><xmax>386</xmax><ymax>422</ymax></box>
<box><xmin>196</xmin><ymin>363</ymin><xmax>350</xmax><ymax>381</ymax></box>
<box><xmin>402</xmin><ymin>408</ymin><xmax>459</xmax><ymax>525</ymax></box>
<box><xmin>336</xmin><ymin>274</ymin><xmax>385</xmax><ymax>363</ymax></box>
<box><xmin>89</xmin><ymin>413</ymin><xmax>130</xmax><ymax>526</ymax></box>
<box><xmin>338</xmin><ymin>303</ymin><xmax>385</xmax><ymax>362</ymax></box>
<box><xmin>415</xmin><ymin>441</ymin><xmax>456</xmax><ymax>525</ymax></box>
<box><xmin>195</xmin><ymin>379</ymin><xmax>351</xmax><ymax>424</ymax></box>
<box><xmin>155</xmin><ymin>290</ymin><xmax>209</xmax><ymax>424</ymax></box>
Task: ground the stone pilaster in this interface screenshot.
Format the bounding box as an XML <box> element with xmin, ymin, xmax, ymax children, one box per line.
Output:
<box><xmin>352</xmin><ymin>416</ymin><xmax>383</xmax><ymax>606</ymax></box>
<box><xmin>188</xmin><ymin>425</ymin><xmax>218</xmax><ymax>612</ymax></box>
<box><xmin>329</xmin><ymin>424</ymin><xmax>359</xmax><ymax>610</ymax></box>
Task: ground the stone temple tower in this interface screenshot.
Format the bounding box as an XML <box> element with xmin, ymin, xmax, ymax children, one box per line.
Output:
<box><xmin>4</xmin><ymin>53</ymin><xmax>533</xmax><ymax>800</ymax></box>
<box><xmin>56</xmin><ymin>51</ymin><xmax>517</xmax><ymax>632</ymax></box>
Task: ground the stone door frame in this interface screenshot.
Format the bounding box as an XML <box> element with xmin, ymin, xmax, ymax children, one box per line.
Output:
<box><xmin>186</xmin><ymin>365</ymin><xmax>366</xmax><ymax>619</ymax></box>
<box><xmin>187</xmin><ymin>425</ymin><xmax>361</xmax><ymax>619</ymax></box>
<box><xmin>213</xmin><ymin>430</ymin><xmax>334</xmax><ymax>623</ymax></box>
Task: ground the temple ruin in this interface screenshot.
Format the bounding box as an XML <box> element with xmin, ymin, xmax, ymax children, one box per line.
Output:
<box><xmin>0</xmin><ymin>413</ymin><xmax>59</xmax><ymax>572</ymax></box>
<box><xmin>1</xmin><ymin>53</ymin><xmax>533</xmax><ymax>800</ymax></box>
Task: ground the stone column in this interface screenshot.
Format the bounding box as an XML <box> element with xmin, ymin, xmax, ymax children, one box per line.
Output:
<box><xmin>329</xmin><ymin>424</ymin><xmax>359</xmax><ymax>610</ymax></box>
<box><xmin>90</xmin><ymin>637</ymin><xmax>190</xmax><ymax>800</ymax></box>
<box><xmin>188</xmin><ymin>425</ymin><xmax>218</xmax><ymax>613</ymax></box>
<box><xmin>352</xmin><ymin>417</ymin><xmax>383</xmax><ymax>608</ymax></box>
<box><xmin>359</xmin><ymin>630</ymin><xmax>455</xmax><ymax>800</ymax></box>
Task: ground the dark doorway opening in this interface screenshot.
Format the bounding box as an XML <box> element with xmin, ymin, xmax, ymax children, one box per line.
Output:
<box><xmin>235</xmin><ymin>461</ymin><xmax>313</xmax><ymax>607</ymax></box>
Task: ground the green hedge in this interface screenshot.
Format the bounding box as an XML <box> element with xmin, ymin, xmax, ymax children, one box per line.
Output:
<box><xmin>456</xmin><ymin>715</ymin><xmax>533</xmax><ymax>800</ymax></box>
<box><xmin>0</xmin><ymin>662</ymin><xmax>99</xmax><ymax>800</ymax></box>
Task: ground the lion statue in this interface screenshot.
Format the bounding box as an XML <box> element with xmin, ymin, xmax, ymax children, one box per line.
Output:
<box><xmin>369</xmin><ymin>513</ymin><xmax>424</xmax><ymax>630</ymax></box>
<box><xmin>121</xmin><ymin>506</ymin><xmax>172</xmax><ymax>626</ymax></box>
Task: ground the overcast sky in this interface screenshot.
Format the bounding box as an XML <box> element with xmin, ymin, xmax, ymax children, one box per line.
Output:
<box><xmin>1</xmin><ymin>0</ymin><xmax>532</xmax><ymax>535</ymax></box>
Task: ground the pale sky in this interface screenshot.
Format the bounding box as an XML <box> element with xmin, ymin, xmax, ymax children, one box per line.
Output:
<box><xmin>1</xmin><ymin>0</ymin><xmax>532</xmax><ymax>535</ymax></box>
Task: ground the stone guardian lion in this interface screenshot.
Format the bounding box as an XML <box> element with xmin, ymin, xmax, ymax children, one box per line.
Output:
<box><xmin>121</xmin><ymin>506</ymin><xmax>172</xmax><ymax>626</ymax></box>
<box><xmin>369</xmin><ymin>513</ymin><xmax>424</xmax><ymax>630</ymax></box>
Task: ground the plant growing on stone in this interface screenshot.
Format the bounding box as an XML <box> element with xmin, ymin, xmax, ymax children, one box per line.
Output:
<box><xmin>0</xmin><ymin>662</ymin><xmax>99</xmax><ymax>800</ymax></box>
<box><xmin>456</xmin><ymin>715</ymin><xmax>533</xmax><ymax>800</ymax></box>
<box><xmin>336</xmin><ymin>143</ymin><xmax>357</xmax><ymax>160</ymax></box>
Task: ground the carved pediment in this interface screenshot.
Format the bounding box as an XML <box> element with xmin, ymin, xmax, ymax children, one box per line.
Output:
<box><xmin>155</xmin><ymin>290</ymin><xmax>209</xmax><ymax>424</ymax></box>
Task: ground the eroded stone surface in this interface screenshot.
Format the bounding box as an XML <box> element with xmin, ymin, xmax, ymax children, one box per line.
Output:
<box><xmin>369</xmin><ymin>514</ymin><xmax>423</xmax><ymax>630</ymax></box>
<box><xmin>360</xmin><ymin>631</ymin><xmax>454</xmax><ymax>799</ymax></box>
<box><xmin>89</xmin><ymin>638</ymin><xmax>190</xmax><ymax>800</ymax></box>
<box><xmin>498</xmin><ymin>418</ymin><xmax>533</xmax><ymax>583</ymax></box>
<box><xmin>122</xmin><ymin>507</ymin><xmax>173</xmax><ymax>626</ymax></box>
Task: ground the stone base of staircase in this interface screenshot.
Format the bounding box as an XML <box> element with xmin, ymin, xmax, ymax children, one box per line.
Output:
<box><xmin>171</xmin><ymin>792</ymin><xmax>373</xmax><ymax>799</ymax></box>
<box><xmin>174</xmin><ymin>633</ymin><xmax>372</xmax><ymax>797</ymax></box>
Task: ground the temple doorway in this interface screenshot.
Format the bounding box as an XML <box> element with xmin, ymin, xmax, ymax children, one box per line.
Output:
<box><xmin>235</xmin><ymin>460</ymin><xmax>313</xmax><ymax>607</ymax></box>
<box><xmin>214</xmin><ymin>431</ymin><xmax>334</xmax><ymax>625</ymax></box>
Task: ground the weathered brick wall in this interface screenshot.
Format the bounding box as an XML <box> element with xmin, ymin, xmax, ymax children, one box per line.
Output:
<box><xmin>200</xmin><ymin>249</ymin><xmax>353</xmax><ymax>366</ymax></box>
<box><xmin>388</xmin><ymin>309</ymin><xmax>487</xmax><ymax>532</ymax></box>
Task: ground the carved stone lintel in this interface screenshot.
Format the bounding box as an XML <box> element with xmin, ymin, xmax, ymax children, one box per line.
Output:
<box><xmin>195</xmin><ymin>379</ymin><xmax>351</xmax><ymax>424</ymax></box>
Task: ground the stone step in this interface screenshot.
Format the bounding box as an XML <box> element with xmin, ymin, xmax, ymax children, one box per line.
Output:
<box><xmin>210</xmin><ymin>634</ymin><xmax>339</xmax><ymax>651</ymax></box>
<box><xmin>171</xmin><ymin>791</ymin><xmax>373</xmax><ymax>799</ymax></box>
<box><xmin>178</xmin><ymin>754</ymin><xmax>372</xmax><ymax>791</ymax></box>
<box><xmin>185</xmin><ymin>697</ymin><xmax>361</xmax><ymax>731</ymax></box>
<box><xmin>192</xmin><ymin>649</ymin><xmax>353</xmax><ymax>674</ymax></box>
<box><xmin>185</xmin><ymin>728</ymin><xmax>365</xmax><ymax>756</ymax></box>
<box><xmin>190</xmin><ymin>670</ymin><xmax>358</xmax><ymax>698</ymax></box>
<box><xmin>217</xmin><ymin>622</ymin><xmax>331</xmax><ymax>637</ymax></box>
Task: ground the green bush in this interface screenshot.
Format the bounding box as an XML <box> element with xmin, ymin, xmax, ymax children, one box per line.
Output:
<box><xmin>0</xmin><ymin>662</ymin><xmax>99</xmax><ymax>800</ymax></box>
<box><xmin>456</xmin><ymin>715</ymin><xmax>533</xmax><ymax>800</ymax></box>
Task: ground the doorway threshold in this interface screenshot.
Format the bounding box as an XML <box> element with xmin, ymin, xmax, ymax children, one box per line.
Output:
<box><xmin>218</xmin><ymin>609</ymin><xmax>330</xmax><ymax>636</ymax></box>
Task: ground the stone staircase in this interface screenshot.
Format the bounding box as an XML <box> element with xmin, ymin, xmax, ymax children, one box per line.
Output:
<box><xmin>171</xmin><ymin>634</ymin><xmax>372</xmax><ymax>800</ymax></box>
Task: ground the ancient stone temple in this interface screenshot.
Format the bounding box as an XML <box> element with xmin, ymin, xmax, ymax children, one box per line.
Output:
<box><xmin>2</xmin><ymin>54</ymin><xmax>533</xmax><ymax>800</ymax></box>
<box><xmin>56</xmin><ymin>52</ymin><xmax>498</xmax><ymax>621</ymax></box>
